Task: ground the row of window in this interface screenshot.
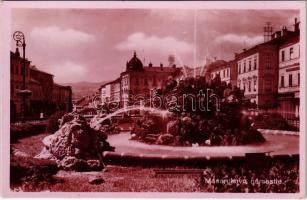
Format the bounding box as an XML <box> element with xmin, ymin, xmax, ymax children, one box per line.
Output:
<box><xmin>238</xmin><ymin>57</ymin><xmax>258</xmax><ymax>74</ymax></box>
<box><xmin>31</xmin><ymin>88</ymin><xmax>43</xmax><ymax>99</ymax></box>
<box><xmin>135</xmin><ymin>77</ymin><xmax>158</xmax><ymax>86</ymax></box>
<box><xmin>280</xmin><ymin>46</ymin><xmax>299</xmax><ymax>62</ymax></box>
<box><xmin>238</xmin><ymin>54</ymin><xmax>274</xmax><ymax>74</ymax></box>
<box><xmin>11</xmin><ymin>83</ymin><xmax>44</xmax><ymax>98</ymax></box>
<box><xmin>133</xmin><ymin>88</ymin><xmax>151</xmax><ymax>94</ymax></box>
<box><xmin>238</xmin><ymin>79</ymin><xmax>257</xmax><ymax>93</ymax></box>
<box><xmin>11</xmin><ymin>64</ymin><xmax>29</xmax><ymax>76</ymax></box>
<box><xmin>11</xmin><ymin>82</ymin><xmax>26</xmax><ymax>96</ymax></box>
<box><xmin>280</xmin><ymin>73</ymin><xmax>300</xmax><ymax>88</ymax></box>
<box><xmin>211</xmin><ymin>68</ymin><xmax>230</xmax><ymax>79</ymax></box>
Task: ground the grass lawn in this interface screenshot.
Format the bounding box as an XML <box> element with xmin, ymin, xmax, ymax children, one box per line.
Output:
<box><xmin>50</xmin><ymin>166</ymin><xmax>202</xmax><ymax>192</ymax></box>
<box><xmin>11</xmin><ymin>132</ymin><xmax>49</xmax><ymax>157</ymax></box>
<box><xmin>11</xmin><ymin>132</ymin><xmax>204</xmax><ymax>192</ymax></box>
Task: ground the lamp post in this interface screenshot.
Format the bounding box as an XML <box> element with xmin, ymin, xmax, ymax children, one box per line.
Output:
<box><xmin>13</xmin><ymin>31</ymin><xmax>31</xmax><ymax>122</ymax></box>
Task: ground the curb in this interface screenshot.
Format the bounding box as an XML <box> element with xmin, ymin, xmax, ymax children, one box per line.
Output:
<box><xmin>258</xmin><ymin>129</ymin><xmax>299</xmax><ymax>136</ymax></box>
<box><xmin>103</xmin><ymin>151</ymin><xmax>299</xmax><ymax>163</ymax></box>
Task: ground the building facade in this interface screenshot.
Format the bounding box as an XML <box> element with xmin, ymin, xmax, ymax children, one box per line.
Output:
<box><xmin>277</xmin><ymin>20</ymin><xmax>300</xmax><ymax>121</ymax></box>
<box><xmin>10</xmin><ymin>50</ymin><xmax>31</xmax><ymax>120</ymax></box>
<box><xmin>110</xmin><ymin>78</ymin><xmax>121</xmax><ymax>105</ymax></box>
<box><xmin>236</xmin><ymin>43</ymin><xmax>279</xmax><ymax>106</ymax></box>
<box><xmin>100</xmin><ymin>83</ymin><xmax>111</xmax><ymax>105</ymax></box>
<box><xmin>52</xmin><ymin>84</ymin><xmax>73</xmax><ymax>112</ymax></box>
<box><xmin>100</xmin><ymin>52</ymin><xmax>181</xmax><ymax>109</ymax></box>
<box><xmin>208</xmin><ymin>60</ymin><xmax>231</xmax><ymax>84</ymax></box>
<box><xmin>120</xmin><ymin>52</ymin><xmax>181</xmax><ymax>108</ymax></box>
<box><xmin>10</xmin><ymin>49</ymin><xmax>72</xmax><ymax>121</ymax></box>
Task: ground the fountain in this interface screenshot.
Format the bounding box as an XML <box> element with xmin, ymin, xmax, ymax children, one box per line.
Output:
<box><xmin>90</xmin><ymin>105</ymin><xmax>170</xmax><ymax>129</ymax></box>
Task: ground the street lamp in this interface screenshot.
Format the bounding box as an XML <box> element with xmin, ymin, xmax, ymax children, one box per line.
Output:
<box><xmin>13</xmin><ymin>31</ymin><xmax>31</xmax><ymax>122</ymax></box>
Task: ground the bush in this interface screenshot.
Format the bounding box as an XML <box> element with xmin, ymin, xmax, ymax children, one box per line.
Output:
<box><xmin>46</xmin><ymin>111</ymin><xmax>66</xmax><ymax>133</ymax></box>
<box><xmin>11</xmin><ymin>121</ymin><xmax>47</xmax><ymax>143</ymax></box>
<box><xmin>253</xmin><ymin>113</ymin><xmax>294</xmax><ymax>131</ymax></box>
<box><xmin>10</xmin><ymin>156</ymin><xmax>58</xmax><ymax>189</ymax></box>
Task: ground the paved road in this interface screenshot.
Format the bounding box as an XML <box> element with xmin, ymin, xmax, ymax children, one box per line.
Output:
<box><xmin>107</xmin><ymin>132</ymin><xmax>299</xmax><ymax>157</ymax></box>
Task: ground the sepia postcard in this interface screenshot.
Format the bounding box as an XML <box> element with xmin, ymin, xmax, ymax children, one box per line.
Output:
<box><xmin>0</xmin><ymin>1</ymin><xmax>306</xmax><ymax>198</ymax></box>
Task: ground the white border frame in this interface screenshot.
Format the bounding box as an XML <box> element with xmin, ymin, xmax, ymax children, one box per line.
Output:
<box><xmin>0</xmin><ymin>1</ymin><xmax>305</xmax><ymax>198</ymax></box>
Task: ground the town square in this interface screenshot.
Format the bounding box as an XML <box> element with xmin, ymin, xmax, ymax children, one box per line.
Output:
<box><xmin>1</xmin><ymin>2</ymin><xmax>305</xmax><ymax>197</ymax></box>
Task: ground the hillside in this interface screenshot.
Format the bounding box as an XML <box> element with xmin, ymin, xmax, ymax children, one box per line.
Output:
<box><xmin>61</xmin><ymin>81</ymin><xmax>108</xmax><ymax>100</ymax></box>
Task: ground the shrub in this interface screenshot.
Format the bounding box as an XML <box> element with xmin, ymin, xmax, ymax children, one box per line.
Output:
<box><xmin>253</xmin><ymin>113</ymin><xmax>294</xmax><ymax>131</ymax></box>
<box><xmin>46</xmin><ymin>111</ymin><xmax>66</xmax><ymax>133</ymax></box>
<box><xmin>10</xmin><ymin>156</ymin><xmax>58</xmax><ymax>189</ymax></box>
<box><xmin>11</xmin><ymin>121</ymin><xmax>47</xmax><ymax>143</ymax></box>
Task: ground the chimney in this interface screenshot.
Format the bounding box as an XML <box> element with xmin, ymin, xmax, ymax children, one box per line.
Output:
<box><xmin>281</xmin><ymin>26</ymin><xmax>288</xmax><ymax>36</ymax></box>
<box><xmin>274</xmin><ymin>31</ymin><xmax>281</xmax><ymax>38</ymax></box>
<box><xmin>149</xmin><ymin>62</ymin><xmax>153</xmax><ymax>67</ymax></box>
<box><xmin>294</xmin><ymin>17</ymin><xmax>300</xmax><ymax>32</ymax></box>
<box><xmin>172</xmin><ymin>64</ymin><xmax>176</xmax><ymax>68</ymax></box>
<box><xmin>160</xmin><ymin>63</ymin><xmax>164</xmax><ymax>70</ymax></box>
<box><xmin>234</xmin><ymin>53</ymin><xmax>238</xmax><ymax>59</ymax></box>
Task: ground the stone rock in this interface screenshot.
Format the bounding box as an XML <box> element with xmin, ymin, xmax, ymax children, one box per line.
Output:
<box><xmin>42</xmin><ymin>134</ymin><xmax>56</xmax><ymax>147</ymax></box>
<box><xmin>12</xmin><ymin>149</ymin><xmax>30</xmax><ymax>158</ymax></box>
<box><xmin>58</xmin><ymin>156</ymin><xmax>88</xmax><ymax>171</ymax></box>
<box><xmin>166</xmin><ymin>120</ymin><xmax>179</xmax><ymax>136</ymax></box>
<box><xmin>172</xmin><ymin>135</ymin><xmax>183</xmax><ymax>146</ymax></box>
<box><xmin>156</xmin><ymin>134</ymin><xmax>174</xmax><ymax>145</ymax></box>
<box><xmin>34</xmin><ymin>147</ymin><xmax>54</xmax><ymax>159</ymax></box>
<box><xmin>59</xmin><ymin>113</ymin><xmax>76</xmax><ymax>127</ymax></box>
<box><xmin>36</xmin><ymin>113</ymin><xmax>115</xmax><ymax>171</ymax></box>
<box><xmin>144</xmin><ymin>135</ymin><xmax>157</xmax><ymax>144</ymax></box>
<box><xmin>87</xmin><ymin>160</ymin><xmax>104</xmax><ymax>171</ymax></box>
<box><xmin>89</xmin><ymin>175</ymin><xmax>104</xmax><ymax>184</ymax></box>
<box><xmin>48</xmin><ymin>116</ymin><xmax>102</xmax><ymax>160</ymax></box>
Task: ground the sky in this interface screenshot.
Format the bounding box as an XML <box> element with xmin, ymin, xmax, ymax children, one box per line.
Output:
<box><xmin>11</xmin><ymin>9</ymin><xmax>299</xmax><ymax>83</ymax></box>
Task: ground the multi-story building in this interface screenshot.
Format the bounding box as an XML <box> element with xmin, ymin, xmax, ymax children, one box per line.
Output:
<box><xmin>229</xmin><ymin>59</ymin><xmax>238</xmax><ymax>88</ymax></box>
<box><xmin>236</xmin><ymin>42</ymin><xmax>279</xmax><ymax>106</ymax></box>
<box><xmin>30</xmin><ymin>65</ymin><xmax>54</xmax><ymax>103</ymax></box>
<box><xmin>120</xmin><ymin>52</ymin><xmax>181</xmax><ymax>107</ymax></box>
<box><xmin>28</xmin><ymin>78</ymin><xmax>43</xmax><ymax>117</ymax></box>
<box><xmin>52</xmin><ymin>83</ymin><xmax>73</xmax><ymax>112</ymax></box>
<box><xmin>10</xmin><ymin>49</ymin><xmax>31</xmax><ymax>119</ymax></box>
<box><xmin>100</xmin><ymin>83</ymin><xmax>111</xmax><ymax>105</ymax></box>
<box><xmin>99</xmin><ymin>78</ymin><xmax>121</xmax><ymax>106</ymax></box>
<box><xmin>206</xmin><ymin>60</ymin><xmax>231</xmax><ymax>84</ymax></box>
<box><xmin>277</xmin><ymin>18</ymin><xmax>300</xmax><ymax>121</ymax></box>
<box><xmin>110</xmin><ymin>78</ymin><xmax>121</xmax><ymax>105</ymax></box>
<box><xmin>10</xmin><ymin>50</ymin><xmax>72</xmax><ymax>121</ymax></box>
<box><xmin>235</xmin><ymin>17</ymin><xmax>301</xmax><ymax>119</ymax></box>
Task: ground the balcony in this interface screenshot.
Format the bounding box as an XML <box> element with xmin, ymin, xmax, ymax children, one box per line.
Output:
<box><xmin>278</xmin><ymin>85</ymin><xmax>299</xmax><ymax>94</ymax></box>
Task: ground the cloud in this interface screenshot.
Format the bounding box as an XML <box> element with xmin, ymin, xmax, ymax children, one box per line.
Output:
<box><xmin>30</xmin><ymin>26</ymin><xmax>95</xmax><ymax>46</ymax></box>
<box><xmin>215</xmin><ymin>34</ymin><xmax>263</xmax><ymax>47</ymax></box>
<box><xmin>150</xmin><ymin>9</ymin><xmax>195</xmax><ymax>21</ymax></box>
<box><xmin>44</xmin><ymin>61</ymin><xmax>88</xmax><ymax>83</ymax></box>
<box><xmin>116</xmin><ymin>32</ymin><xmax>193</xmax><ymax>56</ymax></box>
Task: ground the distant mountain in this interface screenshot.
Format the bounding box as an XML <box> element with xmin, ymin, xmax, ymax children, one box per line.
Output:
<box><xmin>61</xmin><ymin>81</ymin><xmax>109</xmax><ymax>100</ymax></box>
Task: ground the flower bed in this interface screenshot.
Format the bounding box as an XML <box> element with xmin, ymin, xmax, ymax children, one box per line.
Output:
<box><xmin>131</xmin><ymin>114</ymin><xmax>265</xmax><ymax>146</ymax></box>
<box><xmin>130</xmin><ymin>76</ymin><xmax>265</xmax><ymax>146</ymax></box>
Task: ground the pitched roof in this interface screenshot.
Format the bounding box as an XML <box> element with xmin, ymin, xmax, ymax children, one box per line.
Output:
<box><xmin>30</xmin><ymin>66</ymin><xmax>54</xmax><ymax>76</ymax></box>
<box><xmin>205</xmin><ymin>60</ymin><xmax>228</xmax><ymax>72</ymax></box>
<box><xmin>30</xmin><ymin>78</ymin><xmax>41</xmax><ymax>85</ymax></box>
<box><xmin>143</xmin><ymin>66</ymin><xmax>181</xmax><ymax>73</ymax></box>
